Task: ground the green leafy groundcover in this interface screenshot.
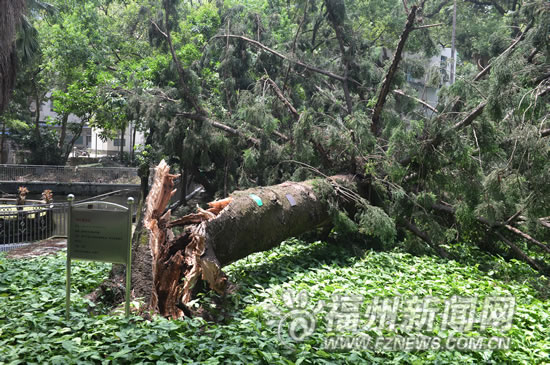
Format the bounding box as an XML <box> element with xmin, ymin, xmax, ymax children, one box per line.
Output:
<box><xmin>0</xmin><ymin>239</ymin><xmax>549</xmax><ymax>364</ymax></box>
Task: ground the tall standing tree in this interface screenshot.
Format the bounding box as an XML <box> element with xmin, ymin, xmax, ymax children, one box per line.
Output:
<box><xmin>0</xmin><ymin>0</ymin><xmax>25</xmax><ymax>114</ymax></box>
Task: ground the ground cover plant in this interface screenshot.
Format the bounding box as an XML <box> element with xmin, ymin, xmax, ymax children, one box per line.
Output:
<box><xmin>0</xmin><ymin>238</ymin><xmax>548</xmax><ymax>364</ymax></box>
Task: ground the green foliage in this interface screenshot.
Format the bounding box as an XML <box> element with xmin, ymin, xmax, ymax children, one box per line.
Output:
<box><xmin>12</xmin><ymin>127</ymin><xmax>65</xmax><ymax>165</ymax></box>
<box><xmin>3</xmin><ymin>3</ymin><xmax>550</xmax><ymax>353</ymax></box>
<box><xmin>356</xmin><ymin>204</ymin><xmax>396</xmax><ymax>243</ymax></box>
<box><xmin>9</xmin><ymin>1</ymin><xmax>545</xmax><ymax>257</ymax></box>
<box><xmin>1</xmin><ymin>240</ymin><xmax>549</xmax><ymax>363</ymax></box>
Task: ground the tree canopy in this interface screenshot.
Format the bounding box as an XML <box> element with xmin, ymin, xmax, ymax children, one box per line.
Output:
<box><xmin>2</xmin><ymin>0</ymin><xmax>550</xmax><ymax>273</ymax></box>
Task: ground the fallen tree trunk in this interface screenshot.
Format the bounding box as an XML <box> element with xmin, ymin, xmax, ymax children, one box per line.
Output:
<box><xmin>132</xmin><ymin>160</ymin><xmax>348</xmax><ymax>318</ymax></box>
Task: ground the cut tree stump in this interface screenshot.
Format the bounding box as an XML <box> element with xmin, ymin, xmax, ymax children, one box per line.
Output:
<box><xmin>130</xmin><ymin>160</ymin><xmax>350</xmax><ymax>318</ymax></box>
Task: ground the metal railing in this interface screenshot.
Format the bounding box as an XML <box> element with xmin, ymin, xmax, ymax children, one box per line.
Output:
<box><xmin>0</xmin><ymin>164</ymin><xmax>139</xmax><ymax>184</ymax></box>
<box><xmin>0</xmin><ymin>190</ymin><xmax>139</xmax><ymax>251</ymax></box>
<box><xmin>0</xmin><ymin>202</ymin><xmax>69</xmax><ymax>249</ymax></box>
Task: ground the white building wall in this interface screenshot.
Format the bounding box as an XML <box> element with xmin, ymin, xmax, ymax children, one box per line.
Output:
<box><xmin>39</xmin><ymin>93</ymin><xmax>81</xmax><ymax>124</ymax></box>
<box><xmin>405</xmin><ymin>47</ymin><xmax>457</xmax><ymax>115</ymax></box>
<box><xmin>36</xmin><ymin>93</ymin><xmax>145</xmax><ymax>157</ymax></box>
<box><xmin>90</xmin><ymin>124</ymin><xmax>145</xmax><ymax>157</ymax></box>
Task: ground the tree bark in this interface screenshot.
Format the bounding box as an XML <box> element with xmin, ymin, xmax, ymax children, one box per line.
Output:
<box><xmin>0</xmin><ymin>116</ymin><xmax>6</xmax><ymax>163</ymax></box>
<box><xmin>119</xmin><ymin>126</ymin><xmax>125</xmax><ymax>162</ymax></box>
<box><xmin>0</xmin><ymin>0</ymin><xmax>25</xmax><ymax>114</ymax></box>
<box><xmin>371</xmin><ymin>5</ymin><xmax>419</xmax><ymax>136</ymax></box>
<box><xmin>131</xmin><ymin>121</ymin><xmax>136</xmax><ymax>162</ymax></box>
<box><xmin>58</xmin><ymin>113</ymin><xmax>69</xmax><ymax>149</ymax></box>
<box><xmin>62</xmin><ymin>120</ymin><xmax>86</xmax><ymax>164</ymax></box>
<box><xmin>131</xmin><ymin>160</ymin><xmax>347</xmax><ymax>318</ymax></box>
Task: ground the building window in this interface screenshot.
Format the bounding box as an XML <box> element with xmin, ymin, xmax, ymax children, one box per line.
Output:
<box><xmin>114</xmin><ymin>138</ymin><xmax>126</xmax><ymax>147</ymax></box>
<box><xmin>86</xmin><ymin>135</ymin><xmax>92</xmax><ymax>147</ymax></box>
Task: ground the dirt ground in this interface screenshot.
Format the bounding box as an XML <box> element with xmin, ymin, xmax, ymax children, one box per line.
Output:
<box><xmin>5</xmin><ymin>238</ymin><xmax>67</xmax><ymax>259</ymax></box>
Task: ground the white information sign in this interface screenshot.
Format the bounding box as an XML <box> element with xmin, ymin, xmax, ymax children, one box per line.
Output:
<box><xmin>70</xmin><ymin>207</ymin><xmax>129</xmax><ymax>264</ymax></box>
<box><xmin>65</xmin><ymin>196</ymin><xmax>134</xmax><ymax>319</ymax></box>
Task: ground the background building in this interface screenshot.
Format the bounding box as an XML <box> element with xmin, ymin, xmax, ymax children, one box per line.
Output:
<box><xmin>38</xmin><ymin>92</ymin><xmax>144</xmax><ymax>158</ymax></box>
<box><xmin>405</xmin><ymin>47</ymin><xmax>457</xmax><ymax>115</ymax></box>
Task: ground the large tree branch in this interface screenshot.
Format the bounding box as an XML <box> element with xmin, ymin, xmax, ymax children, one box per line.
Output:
<box><xmin>537</xmin><ymin>86</ymin><xmax>550</xmax><ymax>98</ymax></box>
<box><xmin>474</xmin><ymin>22</ymin><xmax>532</xmax><ymax>81</ymax></box>
<box><xmin>213</xmin><ymin>34</ymin><xmax>346</xmax><ymax>82</ymax></box>
<box><xmin>371</xmin><ymin>5</ymin><xmax>419</xmax><ymax>136</ymax></box>
<box><xmin>503</xmin><ymin>224</ymin><xmax>550</xmax><ymax>254</ymax></box>
<box><xmin>151</xmin><ymin>18</ymin><xmax>205</xmax><ymax>115</ymax></box>
<box><xmin>443</xmin><ymin>21</ymin><xmax>533</xmax><ymax>116</ymax></box>
<box><xmin>393</xmin><ymin>89</ymin><xmax>438</xmax><ymax>113</ymax></box>
<box><xmin>494</xmin><ymin>231</ymin><xmax>544</xmax><ymax>273</ymax></box>
<box><xmin>264</xmin><ymin>78</ymin><xmax>333</xmax><ymax>165</ymax></box>
<box><xmin>177</xmin><ymin>112</ymin><xmax>260</xmax><ymax>145</ymax></box>
<box><xmin>399</xmin><ymin>21</ymin><xmax>534</xmax><ymax>167</ymax></box>
<box><xmin>264</xmin><ymin>77</ymin><xmax>300</xmax><ymax>119</ymax></box>
<box><xmin>451</xmin><ymin>101</ymin><xmax>487</xmax><ymax>131</ymax></box>
<box><xmin>399</xmin><ymin>101</ymin><xmax>487</xmax><ymax>166</ymax></box>
<box><xmin>431</xmin><ymin>202</ymin><xmax>548</xmax><ymax>275</ymax></box>
<box><xmin>402</xmin><ymin>219</ymin><xmax>449</xmax><ymax>258</ymax></box>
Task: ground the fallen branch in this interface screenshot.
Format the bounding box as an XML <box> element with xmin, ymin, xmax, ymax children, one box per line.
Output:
<box><xmin>151</xmin><ymin>19</ymin><xmax>205</xmax><ymax>115</ymax></box>
<box><xmin>494</xmin><ymin>231</ymin><xmax>544</xmax><ymax>273</ymax></box>
<box><xmin>452</xmin><ymin>101</ymin><xmax>488</xmax><ymax>131</ymax></box>
<box><xmin>264</xmin><ymin>77</ymin><xmax>300</xmax><ymax>119</ymax></box>
<box><xmin>372</xmin><ymin>5</ymin><xmax>420</xmax><ymax>136</ymax></box>
<box><xmin>403</xmin><ymin>219</ymin><xmax>449</xmax><ymax>258</ymax></box>
<box><xmin>430</xmin><ymin>202</ymin><xmax>548</xmax><ymax>276</ymax></box>
<box><xmin>399</xmin><ymin>23</ymin><xmax>536</xmax><ymax>168</ymax></box>
<box><xmin>537</xmin><ymin>86</ymin><xmax>550</xmax><ymax>98</ymax></box>
<box><xmin>393</xmin><ymin>89</ymin><xmax>439</xmax><ymax>113</ymax></box>
<box><xmin>177</xmin><ymin>113</ymin><xmax>260</xmax><ymax>145</ymax></box>
<box><xmin>474</xmin><ymin>22</ymin><xmax>533</xmax><ymax>82</ymax></box>
<box><xmin>152</xmin><ymin>8</ymin><xmax>263</xmax><ymax>151</ymax></box>
<box><xmin>213</xmin><ymin>34</ymin><xmax>346</xmax><ymax>82</ymax></box>
<box><xmin>399</xmin><ymin>101</ymin><xmax>487</xmax><ymax>166</ymax></box>
<box><xmin>503</xmin><ymin>224</ymin><xmax>550</xmax><ymax>254</ymax></box>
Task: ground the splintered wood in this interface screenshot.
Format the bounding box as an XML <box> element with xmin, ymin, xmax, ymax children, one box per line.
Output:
<box><xmin>143</xmin><ymin>160</ymin><xmax>231</xmax><ymax>317</ymax></box>
<box><xmin>141</xmin><ymin>160</ymin><xmax>341</xmax><ymax>318</ymax></box>
<box><xmin>144</xmin><ymin>160</ymin><xmax>181</xmax><ymax>317</ymax></box>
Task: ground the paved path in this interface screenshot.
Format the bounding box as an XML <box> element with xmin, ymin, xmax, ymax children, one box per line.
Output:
<box><xmin>5</xmin><ymin>238</ymin><xmax>67</xmax><ymax>259</ymax></box>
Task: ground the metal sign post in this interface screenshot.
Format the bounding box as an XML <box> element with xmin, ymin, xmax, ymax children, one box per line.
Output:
<box><xmin>66</xmin><ymin>194</ymin><xmax>134</xmax><ymax>320</ymax></box>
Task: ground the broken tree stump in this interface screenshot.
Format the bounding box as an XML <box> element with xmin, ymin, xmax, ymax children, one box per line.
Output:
<box><xmin>130</xmin><ymin>160</ymin><xmax>349</xmax><ymax>318</ymax></box>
